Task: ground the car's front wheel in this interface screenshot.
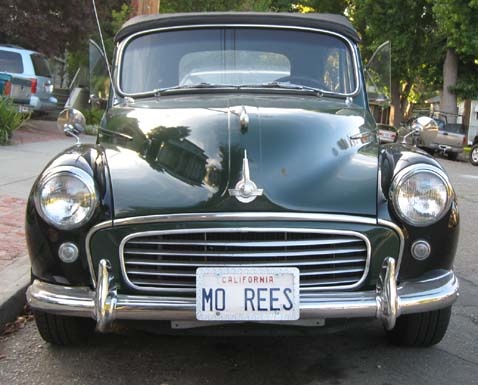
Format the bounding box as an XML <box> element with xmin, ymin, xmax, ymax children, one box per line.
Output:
<box><xmin>386</xmin><ymin>306</ymin><xmax>451</xmax><ymax>347</ymax></box>
<box><xmin>33</xmin><ymin>310</ymin><xmax>95</xmax><ymax>346</ymax></box>
<box><xmin>469</xmin><ymin>144</ymin><xmax>478</xmax><ymax>166</ymax></box>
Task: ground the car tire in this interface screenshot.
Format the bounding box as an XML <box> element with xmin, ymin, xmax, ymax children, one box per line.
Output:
<box><xmin>447</xmin><ymin>152</ymin><xmax>458</xmax><ymax>161</ymax></box>
<box><xmin>469</xmin><ymin>144</ymin><xmax>478</xmax><ymax>166</ymax></box>
<box><xmin>33</xmin><ymin>310</ymin><xmax>95</xmax><ymax>346</ymax></box>
<box><xmin>386</xmin><ymin>306</ymin><xmax>451</xmax><ymax>347</ymax></box>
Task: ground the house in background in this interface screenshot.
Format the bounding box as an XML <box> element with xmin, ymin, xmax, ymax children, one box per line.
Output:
<box><xmin>425</xmin><ymin>95</ymin><xmax>441</xmax><ymax>116</ymax></box>
<box><xmin>458</xmin><ymin>100</ymin><xmax>478</xmax><ymax>144</ymax></box>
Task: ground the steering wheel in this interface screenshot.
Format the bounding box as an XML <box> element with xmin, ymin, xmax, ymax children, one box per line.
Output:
<box><xmin>275</xmin><ymin>75</ymin><xmax>327</xmax><ymax>90</ymax></box>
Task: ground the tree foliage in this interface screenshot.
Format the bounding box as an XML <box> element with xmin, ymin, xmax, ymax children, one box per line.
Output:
<box><xmin>301</xmin><ymin>0</ymin><xmax>347</xmax><ymax>13</ymax></box>
<box><xmin>160</xmin><ymin>0</ymin><xmax>346</xmax><ymax>13</ymax></box>
<box><xmin>2</xmin><ymin>0</ymin><xmax>476</xmax><ymax>122</ymax></box>
<box><xmin>350</xmin><ymin>0</ymin><xmax>442</xmax><ymax>123</ymax></box>
<box><xmin>160</xmin><ymin>0</ymin><xmax>273</xmax><ymax>12</ymax></box>
<box><xmin>433</xmin><ymin>0</ymin><xmax>478</xmax><ymax>100</ymax></box>
<box><xmin>68</xmin><ymin>2</ymin><xmax>131</xmax><ymax>80</ymax></box>
<box><xmin>0</xmin><ymin>0</ymin><xmax>125</xmax><ymax>56</ymax></box>
<box><xmin>433</xmin><ymin>0</ymin><xmax>478</xmax><ymax>57</ymax></box>
<box><xmin>353</xmin><ymin>0</ymin><xmax>440</xmax><ymax>86</ymax></box>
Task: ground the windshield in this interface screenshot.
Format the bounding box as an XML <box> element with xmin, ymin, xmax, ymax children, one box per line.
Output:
<box><xmin>119</xmin><ymin>27</ymin><xmax>357</xmax><ymax>96</ymax></box>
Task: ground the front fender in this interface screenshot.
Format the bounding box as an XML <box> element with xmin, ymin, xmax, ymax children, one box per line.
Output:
<box><xmin>25</xmin><ymin>144</ymin><xmax>113</xmax><ymax>286</ymax></box>
<box><xmin>377</xmin><ymin>144</ymin><xmax>459</xmax><ymax>281</ymax></box>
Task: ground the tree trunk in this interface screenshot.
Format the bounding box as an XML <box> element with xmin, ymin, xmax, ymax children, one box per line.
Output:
<box><xmin>389</xmin><ymin>79</ymin><xmax>402</xmax><ymax>127</ymax></box>
<box><xmin>132</xmin><ymin>0</ymin><xmax>160</xmax><ymax>16</ymax></box>
<box><xmin>463</xmin><ymin>99</ymin><xmax>471</xmax><ymax>142</ymax></box>
<box><xmin>400</xmin><ymin>81</ymin><xmax>412</xmax><ymax>122</ymax></box>
<box><xmin>441</xmin><ymin>48</ymin><xmax>458</xmax><ymax>124</ymax></box>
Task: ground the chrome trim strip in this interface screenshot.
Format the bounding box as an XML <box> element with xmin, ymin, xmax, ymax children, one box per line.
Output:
<box><xmin>86</xmin><ymin>220</ymin><xmax>113</xmax><ymax>288</ymax></box>
<box><xmin>26</xmin><ymin>267</ymin><xmax>459</xmax><ymax>328</ymax></box>
<box><xmin>113</xmin><ymin>212</ymin><xmax>377</xmax><ymax>227</ymax></box>
<box><xmin>125</xmin><ymin>256</ymin><xmax>366</xmax><ymax>268</ymax></box>
<box><xmin>115</xmin><ymin>24</ymin><xmax>360</xmax><ymax>98</ymax></box>
<box><xmin>99</xmin><ymin>127</ymin><xmax>134</xmax><ymax>141</ymax></box>
<box><xmin>119</xmin><ymin>227</ymin><xmax>371</xmax><ymax>293</ymax></box>
<box><xmin>126</xmin><ymin>266</ymin><xmax>363</xmax><ymax>278</ymax></box>
<box><xmin>124</xmin><ymin>247</ymin><xmax>366</xmax><ymax>259</ymax></box>
<box><xmin>377</xmin><ymin>219</ymin><xmax>405</xmax><ymax>278</ymax></box>
<box><xmin>126</xmin><ymin>237</ymin><xmax>359</xmax><ymax>247</ymax></box>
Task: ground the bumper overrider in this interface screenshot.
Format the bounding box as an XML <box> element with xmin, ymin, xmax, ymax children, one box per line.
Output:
<box><xmin>26</xmin><ymin>258</ymin><xmax>458</xmax><ymax>332</ymax></box>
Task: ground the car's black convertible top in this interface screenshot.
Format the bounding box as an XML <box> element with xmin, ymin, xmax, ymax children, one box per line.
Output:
<box><xmin>115</xmin><ymin>12</ymin><xmax>360</xmax><ymax>43</ymax></box>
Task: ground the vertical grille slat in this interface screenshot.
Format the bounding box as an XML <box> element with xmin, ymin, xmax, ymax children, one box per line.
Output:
<box><xmin>121</xmin><ymin>229</ymin><xmax>369</xmax><ymax>295</ymax></box>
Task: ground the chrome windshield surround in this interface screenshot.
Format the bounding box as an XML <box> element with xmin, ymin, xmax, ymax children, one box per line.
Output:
<box><xmin>85</xmin><ymin>212</ymin><xmax>405</xmax><ymax>288</ymax></box>
<box><xmin>118</xmin><ymin>227</ymin><xmax>371</xmax><ymax>293</ymax></box>
<box><xmin>389</xmin><ymin>164</ymin><xmax>454</xmax><ymax>227</ymax></box>
<box><xmin>115</xmin><ymin>24</ymin><xmax>361</xmax><ymax>98</ymax></box>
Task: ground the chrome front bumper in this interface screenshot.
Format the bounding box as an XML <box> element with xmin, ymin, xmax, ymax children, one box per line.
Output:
<box><xmin>26</xmin><ymin>258</ymin><xmax>459</xmax><ymax>332</ymax></box>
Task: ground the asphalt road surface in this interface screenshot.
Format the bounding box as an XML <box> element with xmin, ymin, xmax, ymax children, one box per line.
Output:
<box><xmin>1</xmin><ymin>156</ymin><xmax>477</xmax><ymax>385</ymax></box>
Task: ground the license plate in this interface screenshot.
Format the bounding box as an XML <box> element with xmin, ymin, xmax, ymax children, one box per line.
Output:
<box><xmin>18</xmin><ymin>105</ymin><xmax>31</xmax><ymax>113</ymax></box>
<box><xmin>196</xmin><ymin>267</ymin><xmax>300</xmax><ymax>321</ymax></box>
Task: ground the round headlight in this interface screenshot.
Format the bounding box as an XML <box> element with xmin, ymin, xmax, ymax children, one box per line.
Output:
<box><xmin>35</xmin><ymin>167</ymin><xmax>98</xmax><ymax>230</ymax></box>
<box><xmin>390</xmin><ymin>165</ymin><xmax>453</xmax><ymax>227</ymax></box>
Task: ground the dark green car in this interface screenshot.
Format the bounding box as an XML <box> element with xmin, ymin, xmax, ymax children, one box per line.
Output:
<box><xmin>25</xmin><ymin>12</ymin><xmax>459</xmax><ymax>347</ymax></box>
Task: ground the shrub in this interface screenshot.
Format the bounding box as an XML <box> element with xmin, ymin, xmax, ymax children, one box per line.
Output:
<box><xmin>80</xmin><ymin>107</ymin><xmax>104</xmax><ymax>126</ymax></box>
<box><xmin>80</xmin><ymin>107</ymin><xmax>103</xmax><ymax>136</ymax></box>
<box><xmin>85</xmin><ymin>124</ymin><xmax>99</xmax><ymax>136</ymax></box>
<box><xmin>0</xmin><ymin>97</ymin><xmax>30</xmax><ymax>145</ymax></box>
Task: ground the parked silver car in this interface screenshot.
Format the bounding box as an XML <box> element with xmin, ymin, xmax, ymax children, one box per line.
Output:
<box><xmin>0</xmin><ymin>45</ymin><xmax>57</xmax><ymax>112</ymax></box>
<box><xmin>402</xmin><ymin>116</ymin><xmax>466</xmax><ymax>160</ymax></box>
<box><xmin>377</xmin><ymin>123</ymin><xmax>398</xmax><ymax>143</ymax></box>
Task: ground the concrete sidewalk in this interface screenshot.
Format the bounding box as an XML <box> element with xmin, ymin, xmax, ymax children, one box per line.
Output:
<box><xmin>0</xmin><ymin>120</ymin><xmax>95</xmax><ymax>327</ymax></box>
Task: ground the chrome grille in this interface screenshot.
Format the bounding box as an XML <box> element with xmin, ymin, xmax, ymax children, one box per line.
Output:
<box><xmin>120</xmin><ymin>228</ymin><xmax>369</xmax><ymax>294</ymax></box>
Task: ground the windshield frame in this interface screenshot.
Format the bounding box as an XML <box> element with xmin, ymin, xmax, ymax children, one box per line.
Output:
<box><xmin>115</xmin><ymin>24</ymin><xmax>361</xmax><ymax>99</ymax></box>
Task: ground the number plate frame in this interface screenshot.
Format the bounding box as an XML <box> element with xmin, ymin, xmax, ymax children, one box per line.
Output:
<box><xmin>196</xmin><ymin>267</ymin><xmax>300</xmax><ymax>321</ymax></box>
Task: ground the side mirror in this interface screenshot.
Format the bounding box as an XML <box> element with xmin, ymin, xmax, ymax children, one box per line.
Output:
<box><xmin>57</xmin><ymin>108</ymin><xmax>86</xmax><ymax>144</ymax></box>
<box><xmin>412</xmin><ymin>116</ymin><xmax>438</xmax><ymax>132</ymax></box>
<box><xmin>401</xmin><ymin>117</ymin><xmax>438</xmax><ymax>145</ymax></box>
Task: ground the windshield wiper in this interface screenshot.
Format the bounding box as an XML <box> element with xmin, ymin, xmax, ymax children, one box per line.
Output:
<box><xmin>143</xmin><ymin>81</ymin><xmax>345</xmax><ymax>99</ymax></box>
<box><xmin>261</xmin><ymin>81</ymin><xmax>323</xmax><ymax>93</ymax></box>
<box><xmin>154</xmin><ymin>83</ymin><xmax>236</xmax><ymax>95</ymax></box>
<box><xmin>239</xmin><ymin>82</ymin><xmax>348</xmax><ymax>99</ymax></box>
<box><xmin>237</xmin><ymin>81</ymin><xmax>326</xmax><ymax>96</ymax></box>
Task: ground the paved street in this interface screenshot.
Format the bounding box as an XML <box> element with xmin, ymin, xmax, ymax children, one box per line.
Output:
<box><xmin>0</xmin><ymin>156</ymin><xmax>477</xmax><ymax>385</ymax></box>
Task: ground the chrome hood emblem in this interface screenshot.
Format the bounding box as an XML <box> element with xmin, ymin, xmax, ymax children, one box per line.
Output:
<box><xmin>228</xmin><ymin>150</ymin><xmax>263</xmax><ymax>203</ymax></box>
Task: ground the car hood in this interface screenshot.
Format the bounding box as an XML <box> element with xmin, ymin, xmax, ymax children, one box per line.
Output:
<box><xmin>101</xmin><ymin>94</ymin><xmax>378</xmax><ymax>219</ymax></box>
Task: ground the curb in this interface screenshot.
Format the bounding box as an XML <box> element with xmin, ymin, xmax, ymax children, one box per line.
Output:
<box><xmin>0</xmin><ymin>255</ymin><xmax>30</xmax><ymax>328</ymax></box>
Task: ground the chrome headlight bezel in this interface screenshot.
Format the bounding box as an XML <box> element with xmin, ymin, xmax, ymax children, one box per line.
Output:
<box><xmin>389</xmin><ymin>164</ymin><xmax>454</xmax><ymax>227</ymax></box>
<box><xmin>34</xmin><ymin>166</ymin><xmax>98</xmax><ymax>230</ymax></box>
